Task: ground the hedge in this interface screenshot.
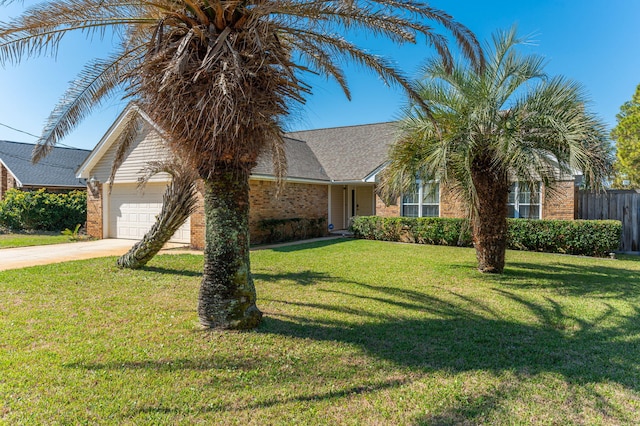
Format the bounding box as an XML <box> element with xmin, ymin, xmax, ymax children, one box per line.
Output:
<box><xmin>350</xmin><ymin>216</ymin><xmax>622</xmax><ymax>257</ymax></box>
<box><xmin>256</xmin><ymin>217</ymin><xmax>327</xmax><ymax>244</ymax></box>
<box><xmin>0</xmin><ymin>188</ymin><xmax>87</xmax><ymax>232</ymax></box>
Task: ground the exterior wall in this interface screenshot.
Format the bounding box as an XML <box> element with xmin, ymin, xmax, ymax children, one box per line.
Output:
<box><xmin>374</xmin><ymin>181</ymin><xmax>575</xmax><ymax>220</ymax></box>
<box><xmin>189</xmin><ymin>179</ymin><xmax>329</xmax><ymax>248</ymax></box>
<box><xmin>0</xmin><ymin>163</ymin><xmax>17</xmax><ymax>200</ymax></box>
<box><xmin>1</xmin><ymin>163</ymin><xmax>7</xmax><ymax>199</ymax></box>
<box><xmin>90</xmin><ymin>123</ymin><xmax>171</xmax><ymax>184</ymax></box>
<box><xmin>542</xmin><ymin>180</ymin><xmax>577</xmax><ymax>220</ymax></box>
<box><xmin>375</xmin><ymin>194</ymin><xmax>400</xmax><ymax>217</ymax></box>
<box><xmin>190</xmin><ymin>181</ymin><xmax>206</xmax><ymax>250</ymax></box>
<box><xmin>355</xmin><ymin>185</ymin><xmax>374</xmax><ymax>216</ymax></box>
<box><xmin>439</xmin><ymin>184</ymin><xmax>467</xmax><ymax>218</ymax></box>
<box><xmin>86</xmin><ymin>183</ymin><xmax>103</xmax><ymax>239</ymax></box>
<box><xmin>330</xmin><ymin>185</ymin><xmax>346</xmax><ymax>229</ymax></box>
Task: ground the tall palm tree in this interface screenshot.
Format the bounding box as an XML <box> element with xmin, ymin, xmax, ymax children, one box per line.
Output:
<box><xmin>381</xmin><ymin>27</ymin><xmax>612</xmax><ymax>273</ymax></box>
<box><xmin>0</xmin><ymin>0</ymin><xmax>483</xmax><ymax>329</ymax></box>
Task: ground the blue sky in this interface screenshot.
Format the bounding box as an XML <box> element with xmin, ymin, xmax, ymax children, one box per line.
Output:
<box><xmin>1</xmin><ymin>0</ymin><xmax>639</xmax><ymax>151</ymax></box>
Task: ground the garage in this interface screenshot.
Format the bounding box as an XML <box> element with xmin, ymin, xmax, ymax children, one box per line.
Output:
<box><xmin>108</xmin><ymin>183</ymin><xmax>191</xmax><ymax>243</ymax></box>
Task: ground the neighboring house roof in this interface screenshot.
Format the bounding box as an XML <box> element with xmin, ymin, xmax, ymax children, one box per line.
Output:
<box><xmin>286</xmin><ymin>122</ymin><xmax>400</xmax><ymax>182</ymax></box>
<box><xmin>0</xmin><ymin>140</ymin><xmax>90</xmax><ymax>188</ymax></box>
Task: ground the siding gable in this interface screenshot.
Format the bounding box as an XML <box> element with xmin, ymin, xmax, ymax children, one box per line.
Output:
<box><xmin>90</xmin><ymin>124</ymin><xmax>171</xmax><ymax>184</ymax></box>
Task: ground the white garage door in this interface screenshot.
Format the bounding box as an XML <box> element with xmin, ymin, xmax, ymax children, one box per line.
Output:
<box><xmin>108</xmin><ymin>183</ymin><xmax>191</xmax><ymax>243</ymax></box>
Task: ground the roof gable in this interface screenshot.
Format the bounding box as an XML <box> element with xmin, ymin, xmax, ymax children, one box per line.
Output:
<box><xmin>286</xmin><ymin>122</ymin><xmax>400</xmax><ymax>182</ymax></box>
<box><xmin>0</xmin><ymin>140</ymin><xmax>90</xmax><ymax>188</ymax></box>
<box><xmin>78</xmin><ymin>105</ymin><xmax>330</xmax><ymax>183</ymax></box>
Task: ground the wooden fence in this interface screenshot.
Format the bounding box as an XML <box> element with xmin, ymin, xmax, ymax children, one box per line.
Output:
<box><xmin>577</xmin><ymin>189</ymin><xmax>640</xmax><ymax>252</ymax></box>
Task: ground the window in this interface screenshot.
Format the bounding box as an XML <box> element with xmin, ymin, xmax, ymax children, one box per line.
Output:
<box><xmin>401</xmin><ymin>181</ymin><xmax>439</xmax><ymax>217</ymax></box>
<box><xmin>508</xmin><ymin>182</ymin><xmax>541</xmax><ymax>219</ymax></box>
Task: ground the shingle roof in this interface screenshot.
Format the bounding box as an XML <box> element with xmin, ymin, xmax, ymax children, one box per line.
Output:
<box><xmin>286</xmin><ymin>122</ymin><xmax>400</xmax><ymax>181</ymax></box>
<box><xmin>253</xmin><ymin>137</ymin><xmax>330</xmax><ymax>181</ymax></box>
<box><xmin>0</xmin><ymin>140</ymin><xmax>90</xmax><ymax>188</ymax></box>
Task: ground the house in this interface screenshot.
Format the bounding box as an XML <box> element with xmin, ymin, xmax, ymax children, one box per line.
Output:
<box><xmin>0</xmin><ymin>140</ymin><xmax>90</xmax><ymax>200</ymax></box>
<box><xmin>76</xmin><ymin>105</ymin><xmax>580</xmax><ymax>248</ymax></box>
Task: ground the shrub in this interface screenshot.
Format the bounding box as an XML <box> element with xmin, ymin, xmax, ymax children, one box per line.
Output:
<box><xmin>507</xmin><ymin>219</ymin><xmax>622</xmax><ymax>257</ymax></box>
<box><xmin>0</xmin><ymin>188</ymin><xmax>87</xmax><ymax>232</ymax></box>
<box><xmin>256</xmin><ymin>217</ymin><xmax>327</xmax><ymax>244</ymax></box>
<box><xmin>351</xmin><ymin>216</ymin><xmax>621</xmax><ymax>257</ymax></box>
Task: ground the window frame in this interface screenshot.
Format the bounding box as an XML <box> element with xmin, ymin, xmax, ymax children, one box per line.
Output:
<box><xmin>507</xmin><ymin>181</ymin><xmax>542</xmax><ymax>219</ymax></box>
<box><xmin>401</xmin><ymin>180</ymin><xmax>440</xmax><ymax>218</ymax></box>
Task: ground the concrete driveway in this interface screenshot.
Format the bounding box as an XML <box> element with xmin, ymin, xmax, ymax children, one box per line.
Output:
<box><xmin>0</xmin><ymin>239</ymin><xmax>190</xmax><ymax>271</ymax></box>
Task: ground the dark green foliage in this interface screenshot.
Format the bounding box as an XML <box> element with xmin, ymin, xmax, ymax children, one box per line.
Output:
<box><xmin>350</xmin><ymin>216</ymin><xmax>471</xmax><ymax>246</ymax></box>
<box><xmin>351</xmin><ymin>216</ymin><xmax>621</xmax><ymax>257</ymax></box>
<box><xmin>0</xmin><ymin>188</ymin><xmax>86</xmax><ymax>231</ymax></box>
<box><xmin>507</xmin><ymin>219</ymin><xmax>622</xmax><ymax>256</ymax></box>
<box><xmin>257</xmin><ymin>217</ymin><xmax>327</xmax><ymax>244</ymax></box>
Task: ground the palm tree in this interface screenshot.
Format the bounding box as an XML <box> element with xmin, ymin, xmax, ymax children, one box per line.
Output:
<box><xmin>381</xmin><ymin>27</ymin><xmax>612</xmax><ymax>273</ymax></box>
<box><xmin>0</xmin><ymin>0</ymin><xmax>483</xmax><ymax>329</ymax></box>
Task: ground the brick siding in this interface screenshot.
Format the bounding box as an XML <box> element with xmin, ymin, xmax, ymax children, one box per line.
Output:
<box><xmin>375</xmin><ymin>194</ymin><xmax>400</xmax><ymax>217</ymax></box>
<box><xmin>542</xmin><ymin>180</ymin><xmax>577</xmax><ymax>220</ymax></box>
<box><xmin>0</xmin><ymin>163</ymin><xmax>7</xmax><ymax>199</ymax></box>
<box><xmin>374</xmin><ymin>181</ymin><xmax>575</xmax><ymax>220</ymax></box>
<box><xmin>439</xmin><ymin>184</ymin><xmax>468</xmax><ymax>218</ymax></box>
<box><xmin>86</xmin><ymin>183</ymin><xmax>103</xmax><ymax>238</ymax></box>
<box><xmin>190</xmin><ymin>179</ymin><xmax>328</xmax><ymax>248</ymax></box>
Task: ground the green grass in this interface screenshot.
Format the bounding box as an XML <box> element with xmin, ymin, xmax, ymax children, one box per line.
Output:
<box><xmin>1</xmin><ymin>239</ymin><xmax>640</xmax><ymax>424</ymax></box>
<box><xmin>0</xmin><ymin>232</ymin><xmax>76</xmax><ymax>248</ymax></box>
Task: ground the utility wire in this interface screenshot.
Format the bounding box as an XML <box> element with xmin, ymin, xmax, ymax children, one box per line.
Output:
<box><xmin>0</xmin><ymin>121</ymin><xmax>39</xmax><ymax>139</ymax></box>
<box><xmin>0</xmin><ymin>121</ymin><xmax>83</xmax><ymax>150</ymax></box>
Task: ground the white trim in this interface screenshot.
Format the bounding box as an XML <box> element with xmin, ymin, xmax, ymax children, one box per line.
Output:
<box><xmin>401</xmin><ymin>181</ymin><xmax>440</xmax><ymax>218</ymax></box>
<box><xmin>102</xmin><ymin>184</ymin><xmax>109</xmax><ymax>239</ymax></box>
<box><xmin>508</xmin><ymin>181</ymin><xmax>542</xmax><ymax>219</ymax></box>
<box><xmin>364</xmin><ymin>161</ymin><xmax>389</xmax><ymax>183</ymax></box>
<box><xmin>76</xmin><ymin>104</ymin><xmax>166</xmax><ymax>179</ymax></box>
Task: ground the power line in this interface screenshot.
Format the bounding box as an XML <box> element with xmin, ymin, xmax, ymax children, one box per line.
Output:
<box><xmin>0</xmin><ymin>121</ymin><xmax>83</xmax><ymax>150</ymax></box>
<box><xmin>0</xmin><ymin>121</ymin><xmax>39</xmax><ymax>139</ymax></box>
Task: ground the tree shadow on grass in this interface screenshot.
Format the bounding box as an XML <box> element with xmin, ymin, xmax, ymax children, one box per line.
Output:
<box><xmin>265</xmin><ymin>237</ymin><xmax>351</xmax><ymax>253</ymax></box>
<box><xmin>497</xmin><ymin>261</ymin><xmax>640</xmax><ymax>298</ymax></box>
<box><xmin>137</xmin><ymin>265</ymin><xmax>202</xmax><ymax>277</ymax></box>
<box><xmin>252</xmin><ymin>270</ymin><xmax>337</xmax><ymax>286</ymax></box>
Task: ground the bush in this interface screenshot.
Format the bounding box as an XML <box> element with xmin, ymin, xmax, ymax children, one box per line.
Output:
<box><xmin>257</xmin><ymin>217</ymin><xmax>327</xmax><ymax>244</ymax></box>
<box><xmin>350</xmin><ymin>216</ymin><xmax>472</xmax><ymax>246</ymax></box>
<box><xmin>0</xmin><ymin>188</ymin><xmax>87</xmax><ymax>232</ymax></box>
<box><xmin>351</xmin><ymin>216</ymin><xmax>621</xmax><ymax>257</ymax></box>
<box><xmin>507</xmin><ymin>219</ymin><xmax>622</xmax><ymax>257</ymax></box>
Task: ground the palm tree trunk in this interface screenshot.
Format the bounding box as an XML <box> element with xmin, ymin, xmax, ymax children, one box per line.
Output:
<box><xmin>198</xmin><ymin>164</ymin><xmax>262</xmax><ymax>329</ymax></box>
<box><xmin>472</xmin><ymin>163</ymin><xmax>509</xmax><ymax>274</ymax></box>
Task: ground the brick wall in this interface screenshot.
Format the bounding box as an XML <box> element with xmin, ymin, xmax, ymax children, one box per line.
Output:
<box><xmin>0</xmin><ymin>163</ymin><xmax>7</xmax><ymax>199</ymax></box>
<box><xmin>86</xmin><ymin>183</ymin><xmax>103</xmax><ymax>238</ymax></box>
<box><xmin>375</xmin><ymin>194</ymin><xmax>400</xmax><ymax>217</ymax></box>
<box><xmin>190</xmin><ymin>179</ymin><xmax>329</xmax><ymax>248</ymax></box>
<box><xmin>374</xmin><ymin>184</ymin><xmax>468</xmax><ymax>219</ymax></box>
<box><xmin>542</xmin><ymin>180</ymin><xmax>577</xmax><ymax>220</ymax></box>
<box><xmin>190</xmin><ymin>181</ymin><xmax>206</xmax><ymax>250</ymax></box>
<box><xmin>439</xmin><ymin>184</ymin><xmax>467</xmax><ymax>218</ymax></box>
<box><xmin>372</xmin><ymin>181</ymin><xmax>576</xmax><ymax>220</ymax></box>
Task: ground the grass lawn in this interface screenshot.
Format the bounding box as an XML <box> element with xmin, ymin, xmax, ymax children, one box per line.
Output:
<box><xmin>0</xmin><ymin>232</ymin><xmax>77</xmax><ymax>249</ymax></box>
<box><xmin>1</xmin><ymin>239</ymin><xmax>640</xmax><ymax>424</ymax></box>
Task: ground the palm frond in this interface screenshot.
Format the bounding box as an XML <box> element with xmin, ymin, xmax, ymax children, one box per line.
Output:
<box><xmin>32</xmin><ymin>45</ymin><xmax>144</xmax><ymax>163</ymax></box>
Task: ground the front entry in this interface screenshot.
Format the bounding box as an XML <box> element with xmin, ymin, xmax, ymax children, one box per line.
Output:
<box><xmin>328</xmin><ymin>184</ymin><xmax>375</xmax><ymax>231</ymax></box>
